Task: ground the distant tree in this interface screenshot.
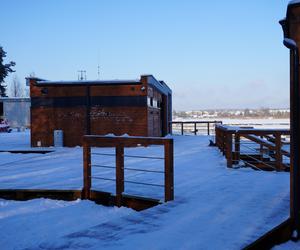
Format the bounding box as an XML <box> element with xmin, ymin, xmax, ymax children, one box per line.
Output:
<box><xmin>244</xmin><ymin>108</ymin><xmax>251</xmax><ymax>117</ymax></box>
<box><xmin>10</xmin><ymin>74</ymin><xmax>23</xmax><ymax>97</ymax></box>
<box><xmin>0</xmin><ymin>46</ymin><xmax>16</xmax><ymax>97</ymax></box>
<box><xmin>260</xmin><ymin>107</ymin><xmax>270</xmax><ymax>117</ymax></box>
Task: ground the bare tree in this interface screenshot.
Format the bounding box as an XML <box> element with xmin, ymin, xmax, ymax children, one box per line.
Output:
<box><xmin>10</xmin><ymin>75</ymin><xmax>24</xmax><ymax>97</ymax></box>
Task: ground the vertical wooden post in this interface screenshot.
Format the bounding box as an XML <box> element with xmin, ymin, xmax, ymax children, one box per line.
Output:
<box><xmin>207</xmin><ymin>123</ymin><xmax>210</xmax><ymax>135</ymax></box>
<box><xmin>181</xmin><ymin>122</ymin><xmax>184</xmax><ymax>135</ymax></box>
<box><xmin>215</xmin><ymin>126</ymin><xmax>219</xmax><ymax>148</ymax></box>
<box><xmin>234</xmin><ymin>133</ymin><xmax>240</xmax><ymax>165</ymax></box>
<box><xmin>164</xmin><ymin>140</ymin><xmax>174</xmax><ymax>202</ymax></box>
<box><xmin>275</xmin><ymin>133</ymin><xmax>283</xmax><ymax>171</ymax></box>
<box><xmin>83</xmin><ymin>141</ymin><xmax>91</xmax><ymax>199</ymax></box>
<box><xmin>116</xmin><ymin>145</ymin><xmax>124</xmax><ymax>207</ymax></box>
<box><xmin>194</xmin><ymin>123</ymin><xmax>197</xmax><ymax>135</ymax></box>
<box><xmin>259</xmin><ymin>136</ymin><xmax>264</xmax><ymax>162</ymax></box>
<box><xmin>226</xmin><ymin>132</ymin><xmax>233</xmax><ymax>168</ymax></box>
<box><xmin>222</xmin><ymin>130</ymin><xmax>226</xmax><ymax>155</ymax></box>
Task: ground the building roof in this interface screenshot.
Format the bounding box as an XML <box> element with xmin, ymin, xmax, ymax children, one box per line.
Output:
<box><xmin>36</xmin><ymin>79</ymin><xmax>142</xmax><ymax>86</ymax></box>
<box><xmin>27</xmin><ymin>74</ymin><xmax>172</xmax><ymax>95</ymax></box>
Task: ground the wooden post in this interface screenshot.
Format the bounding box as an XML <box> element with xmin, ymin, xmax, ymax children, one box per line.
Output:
<box><xmin>215</xmin><ymin>126</ymin><xmax>219</xmax><ymax>148</ymax></box>
<box><xmin>207</xmin><ymin>123</ymin><xmax>210</xmax><ymax>135</ymax></box>
<box><xmin>234</xmin><ymin>133</ymin><xmax>240</xmax><ymax>165</ymax></box>
<box><xmin>83</xmin><ymin>142</ymin><xmax>91</xmax><ymax>199</ymax></box>
<box><xmin>116</xmin><ymin>145</ymin><xmax>124</xmax><ymax>207</ymax></box>
<box><xmin>194</xmin><ymin>123</ymin><xmax>197</xmax><ymax>135</ymax></box>
<box><xmin>222</xmin><ymin>130</ymin><xmax>226</xmax><ymax>155</ymax></box>
<box><xmin>226</xmin><ymin>132</ymin><xmax>233</xmax><ymax>168</ymax></box>
<box><xmin>181</xmin><ymin>122</ymin><xmax>184</xmax><ymax>135</ymax></box>
<box><xmin>164</xmin><ymin>140</ymin><xmax>174</xmax><ymax>202</ymax></box>
<box><xmin>275</xmin><ymin>133</ymin><xmax>283</xmax><ymax>171</ymax></box>
<box><xmin>260</xmin><ymin>136</ymin><xmax>264</xmax><ymax>162</ymax></box>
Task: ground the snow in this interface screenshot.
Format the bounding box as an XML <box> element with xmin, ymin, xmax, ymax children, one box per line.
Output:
<box><xmin>0</xmin><ymin>131</ymin><xmax>290</xmax><ymax>249</ymax></box>
<box><xmin>37</xmin><ymin>79</ymin><xmax>141</xmax><ymax>85</ymax></box>
<box><xmin>284</xmin><ymin>38</ymin><xmax>298</xmax><ymax>49</ymax></box>
<box><xmin>273</xmin><ymin>240</ymin><xmax>300</xmax><ymax>249</ymax></box>
<box><xmin>289</xmin><ymin>0</ymin><xmax>300</xmax><ymax>6</ymax></box>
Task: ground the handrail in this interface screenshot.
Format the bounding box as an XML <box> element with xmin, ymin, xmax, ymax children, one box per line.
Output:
<box><xmin>215</xmin><ymin>124</ymin><xmax>290</xmax><ymax>171</ymax></box>
<box><xmin>170</xmin><ymin>120</ymin><xmax>222</xmax><ymax>135</ymax></box>
<box><xmin>82</xmin><ymin>135</ymin><xmax>174</xmax><ymax>206</ymax></box>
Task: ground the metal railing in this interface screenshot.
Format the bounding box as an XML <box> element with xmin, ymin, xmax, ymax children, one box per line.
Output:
<box><xmin>82</xmin><ymin>135</ymin><xmax>174</xmax><ymax>206</ymax></box>
<box><xmin>170</xmin><ymin>121</ymin><xmax>223</xmax><ymax>136</ymax></box>
<box><xmin>215</xmin><ymin>124</ymin><xmax>290</xmax><ymax>171</ymax></box>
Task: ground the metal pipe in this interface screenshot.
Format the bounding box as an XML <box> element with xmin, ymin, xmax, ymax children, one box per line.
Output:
<box><xmin>280</xmin><ymin>19</ymin><xmax>300</xmax><ymax>238</ymax></box>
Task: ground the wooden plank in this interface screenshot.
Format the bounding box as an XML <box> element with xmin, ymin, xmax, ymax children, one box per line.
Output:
<box><xmin>242</xmin><ymin>134</ymin><xmax>276</xmax><ymax>151</ymax></box>
<box><xmin>164</xmin><ymin>140</ymin><xmax>174</xmax><ymax>201</ymax></box>
<box><xmin>234</xmin><ymin>134</ymin><xmax>240</xmax><ymax>164</ymax></box>
<box><xmin>116</xmin><ymin>146</ymin><xmax>124</xmax><ymax>207</ymax></box>
<box><xmin>83</xmin><ymin>135</ymin><xmax>173</xmax><ymax>147</ymax></box>
<box><xmin>226</xmin><ymin>132</ymin><xmax>233</xmax><ymax>168</ymax></box>
<box><xmin>207</xmin><ymin>123</ymin><xmax>210</xmax><ymax>135</ymax></box>
<box><xmin>275</xmin><ymin>133</ymin><xmax>283</xmax><ymax>171</ymax></box>
<box><xmin>244</xmin><ymin>218</ymin><xmax>292</xmax><ymax>250</ymax></box>
<box><xmin>83</xmin><ymin>142</ymin><xmax>91</xmax><ymax>199</ymax></box>
<box><xmin>0</xmin><ymin>189</ymin><xmax>82</xmax><ymax>201</ymax></box>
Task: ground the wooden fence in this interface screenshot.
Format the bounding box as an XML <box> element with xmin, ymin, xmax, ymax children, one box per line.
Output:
<box><xmin>215</xmin><ymin>124</ymin><xmax>290</xmax><ymax>171</ymax></box>
<box><xmin>82</xmin><ymin>135</ymin><xmax>174</xmax><ymax>207</ymax></box>
<box><xmin>170</xmin><ymin>121</ymin><xmax>223</xmax><ymax>135</ymax></box>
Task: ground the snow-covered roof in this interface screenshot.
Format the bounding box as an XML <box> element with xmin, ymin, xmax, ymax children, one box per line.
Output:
<box><xmin>36</xmin><ymin>79</ymin><xmax>141</xmax><ymax>85</ymax></box>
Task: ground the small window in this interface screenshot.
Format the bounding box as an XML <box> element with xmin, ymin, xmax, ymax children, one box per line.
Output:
<box><xmin>147</xmin><ymin>97</ymin><xmax>151</xmax><ymax>106</ymax></box>
<box><xmin>157</xmin><ymin>101</ymin><xmax>161</xmax><ymax>108</ymax></box>
<box><xmin>41</xmin><ymin>88</ymin><xmax>48</xmax><ymax>95</ymax></box>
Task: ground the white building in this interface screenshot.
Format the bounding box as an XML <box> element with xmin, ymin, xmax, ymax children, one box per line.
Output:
<box><xmin>0</xmin><ymin>97</ymin><xmax>30</xmax><ymax>128</ymax></box>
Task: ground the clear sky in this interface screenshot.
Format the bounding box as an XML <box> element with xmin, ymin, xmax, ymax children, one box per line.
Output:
<box><xmin>0</xmin><ymin>0</ymin><xmax>292</xmax><ymax>110</ymax></box>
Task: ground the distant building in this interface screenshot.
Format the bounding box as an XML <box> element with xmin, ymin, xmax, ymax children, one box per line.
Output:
<box><xmin>29</xmin><ymin>75</ymin><xmax>172</xmax><ymax>147</ymax></box>
<box><xmin>0</xmin><ymin>97</ymin><xmax>30</xmax><ymax>128</ymax></box>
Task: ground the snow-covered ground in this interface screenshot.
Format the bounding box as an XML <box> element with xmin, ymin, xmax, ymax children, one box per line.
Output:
<box><xmin>0</xmin><ymin>130</ymin><xmax>290</xmax><ymax>249</ymax></box>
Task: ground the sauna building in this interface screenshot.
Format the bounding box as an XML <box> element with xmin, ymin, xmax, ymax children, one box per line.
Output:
<box><xmin>29</xmin><ymin>75</ymin><xmax>172</xmax><ymax>147</ymax></box>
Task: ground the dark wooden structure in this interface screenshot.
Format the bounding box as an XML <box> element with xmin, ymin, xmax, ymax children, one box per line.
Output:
<box><xmin>280</xmin><ymin>0</ymin><xmax>300</xmax><ymax>240</ymax></box>
<box><xmin>215</xmin><ymin>124</ymin><xmax>290</xmax><ymax>171</ymax></box>
<box><xmin>28</xmin><ymin>75</ymin><xmax>172</xmax><ymax>147</ymax></box>
<box><xmin>82</xmin><ymin>135</ymin><xmax>174</xmax><ymax>207</ymax></box>
<box><xmin>0</xmin><ymin>135</ymin><xmax>174</xmax><ymax>211</ymax></box>
<box><xmin>243</xmin><ymin>2</ymin><xmax>300</xmax><ymax>247</ymax></box>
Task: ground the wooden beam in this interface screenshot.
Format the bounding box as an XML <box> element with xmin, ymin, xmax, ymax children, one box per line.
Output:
<box><xmin>164</xmin><ymin>140</ymin><xmax>174</xmax><ymax>201</ymax></box>
<box><xmin>116</xmin><ymin>146</ymin><xmax>124</xmax><ymax>207</ymax></box>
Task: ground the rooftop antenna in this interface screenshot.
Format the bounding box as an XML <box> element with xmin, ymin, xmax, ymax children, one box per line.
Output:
<box><xmin>97</xmin><ymin>65</ymin><xmax>100</xmax><ymax>80</ymax></box>
<box><xmin>97</xmin><ymin>50</ymin><xmax>100</xmax><ymax>80</ymax></box>
<box><xmin>77</xmin><ymin>70</ymin><xmax>87</xmax><ymax>80</ymax></box>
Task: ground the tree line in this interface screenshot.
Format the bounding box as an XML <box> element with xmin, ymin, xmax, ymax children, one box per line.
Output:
<box><xmin>0</xmin><ymin>46</ymin><xmax>28</xmax><ymax>98</ymax></box>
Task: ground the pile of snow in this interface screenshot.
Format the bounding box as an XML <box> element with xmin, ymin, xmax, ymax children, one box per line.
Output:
<box><xmin>0</xmin><ymin>131</ymin><xmax>290</xmax><ymax>249</ymax></box>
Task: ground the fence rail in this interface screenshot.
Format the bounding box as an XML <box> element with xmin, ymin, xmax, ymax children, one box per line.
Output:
<box><xmin>170</xmin><ymin>121</ymin><xmax>223</xmax><ymax>135</ymax></box>
<box><xmin>215</xmin><ymin>124</ymin><xmax>290</xmax><ymax>171</ymax></box>
<box><xmin>82</xmin><ymin>135</ymin><xmax>174</xmax><ymax>206</ymax></box>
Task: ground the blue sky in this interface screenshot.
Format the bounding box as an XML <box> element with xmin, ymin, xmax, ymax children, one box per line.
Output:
<box><xmin>0</xmin><ymin>0</ymin><xmax>292</xmax><ymax>110</ymax></box>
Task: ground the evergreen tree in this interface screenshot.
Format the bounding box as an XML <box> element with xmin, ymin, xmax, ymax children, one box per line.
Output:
<box><xmin>0</xmin><ymin>47</ymin><xmax>15</xmax><ymax>97</ymax></box>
